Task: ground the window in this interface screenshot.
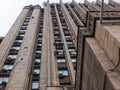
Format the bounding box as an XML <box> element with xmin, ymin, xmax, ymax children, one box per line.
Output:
<box><xmin>66</xmin><ymin>41</ymin><xmax>73</xmax><ymax>45</ymax></box>
<box><xmin>0</xmin><ymin>76</ymin><xmax>9</xmax><ymax>84</ymax></box>
<box><xmin>26</xmin><ymin>17</ymin><xmax>31</xmax><ymax>20</ymax></box>
<box><xmin>3</xmin><ymin>64</ymin><xmax>13</xmax><ymax>70</ymax></box>
<box><xmin>36</xmin><ymin>51</ymin><xmax>41</xmax><ymax>54</ymax></box>
<box><xmin>58</xmin><ymin>69</ymin><xmax>68</xmax><ymax>76</ymax></box>
<box><xmin>12</xmin><ymin>47</ymin><xmax>20</xmax><ymax>50</ymax></box>
<box><xmin>64</xmin><ymin>35</ymin><xmax>71</xmax><ymax>39</ymax></box>
<box><xmin>20</xmin><ymin>30</ymin><xmax>26</xmax><ymax>32</ymax></box>
<box><xmin>33</xmin><ymin>68</ymin><xmax>40</xmax><ymax>74</ymax></box>
<box><xmin>18</xmin><ymin>34</ymin><xmax>24</xmax><ymax>37</ymax></box>
<box><xmin>24</xmin><ymin>19</ymin><xmax>29</xmax><ymax>23</ymax></box>
<box><xmin>21</xmin><ymin>26</ymin><xmax>27</xmax><ymax>30</ymax></box>
<box><xmin>15</xmin><ymin>40</ymin><xmax>23</xmax><ymax>43</ymax></box>
<box><xmin>68</xmin><ymin>48</ymin><xmax>76</xmax><ymax>52</ymax></box>
<box><xmin>35</xmin><ymin>59</ymin><xmax>41</xmax><ymax>63</ymax></box>
<box><xmin>8</xmin><ymin>55</ymin><xmax>17</xmax><ymax>59</ymax></box>
<box><xmin>37</xmin><ymin>44</ymin><xmax>42</xmax><ymax>46</ymax></box>
<box><xmin>62</xmin><ymin>26</ymin><xmax>68</xmax><ymax>29</ymax></box>
<box><xmin>56</xmin><ymin>48</ymin><xmax>64</xmax><ymax>52</ymax></box>
<box><xmin>38</xmin><ymin>33</ymin><xmax>42</xmax><ymax>36</ymax></box>
<box><xmin>23</xmin><ymin>23</ymin><xmax>28</xmax><ymax>26</ymax></box>
<box><xmin>71</xmin><ymin>58</ymin><xmax>76</xmax><ymax>62</ymax></box>
<box><xmin>53</xmin><ymin>26</ymin><xmax>59</xmax><ymax>29</ymax></box>
<box><xmin>54</xmin><ymin>36</ymin><xmax>60</xmax><ymax>39</ymax></box>
<box><xmin>57</xmin><ymin>57</ymin><xmax>66</xmax><ymax>63</ymax></box>
<box><xmin>32</xmin><ymin>81</ymin><xmax>39</xmax><ymax>89</ymax></box>
<box><xmin>55</xmin><ymin>40</ymin><xmax>61</xmax><ymax>43</ymax></box>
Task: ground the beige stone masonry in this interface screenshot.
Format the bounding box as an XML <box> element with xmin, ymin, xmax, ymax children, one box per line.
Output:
<box><xmin>82</xmin><ymin>38</ymin><xmax>120</xmax><ymax>90</ymax></box>
<box><xmin>95</xmin><ymin>21</ymin><xmax>120</xmax><ymax>69</ymax></box>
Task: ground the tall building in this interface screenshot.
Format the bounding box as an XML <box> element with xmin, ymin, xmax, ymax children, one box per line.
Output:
<box><xmin>0</xmin><ymin>0</ymin><xmax>120</xmax><ymax>90</ymax></box>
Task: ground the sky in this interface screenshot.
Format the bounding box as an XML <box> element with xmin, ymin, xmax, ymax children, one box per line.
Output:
<box><xmin>0</xmin><ymin>0</ymin><xmax>119</xmax><ymax>37</ymax></box>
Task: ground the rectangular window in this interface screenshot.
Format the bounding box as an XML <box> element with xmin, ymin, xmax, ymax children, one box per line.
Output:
<box><xmin>57</xmin><ymin>57</ymin><xmax>66</xmax><ymax>63</ymax></box>
<box><xmin>37</xmin><ymin>44</ymin><xmax>42</xmax><ymax>46</ymax></box>
<box><xmin>64</xmin><ymin>35</ymin><xmax>71</xmax><ymax>39</ymax></box>
<box><xmin>32</xmin><ymin>81</ymin><xmax>39</xmax><ymax>89</ymax></box>
<box><xmin>33</xmin><ymin>68</ymin><xmax>40</xmax><ymax>74</ymax></box>
<box><xmin>24</xmin><ymin>19</ymin><xmax>29</xmax><ymax>23</ymax></box>
<box><xmin>71</xmin><ymin>58</ymin><xmax>76</xmax><ymax>62</ymax></box>
<box><xmin>0</xmin><ymin>76</ymin><xmax>9</xmax><ymax>84</ymax></box>
<box><xmin>21</xmin><ymin>26</ymin><xmax>27</xmax><ymax>30</ymax></box>
<box><xmin>15</xmin><ymin>40</ymin><xmax>23</xmax><ymax>43</ymax></box>
<box><xmin>3</xmin><ymin>64</ymin><xmax>13</xmax><ymax>70</ymax></box>
<box><xmin>36</xmin><ymin>51</ymin><xmax>41</xmax><ymax>54</ymax></box>
<box><xmin>35</xmin><ymin>59</ymin><xmax>41</xmax><ymax>63</ymax></box>
<box><xmin>12</xmin><ymin>47</ymin><xmax>20</xmax><ymax>50</ymax></box>
<box><xmin>58</xmin><ymin>69</ymin><xmax>68</xmax><ymax>76</ymax></box>
<box><xmin>22</xmin><ymin>23</ymin><xmax>28</xmax><ymax>26</ymax></box>
<box><xmin>25</xmin><ymin>17</ymin><xmax>31</xmax><ymax>20</ymax></box>
<box><xmin>56</xmin><ymin>47</ymin><xmax>64</xmax><ymax>52</ymax></box>
<box><xmin>68</xmin><ymin>48</ymin><xmax>76</xmax><ymax>52</ymax></box>
<box><xmin>8</xmin><ymin>55</ymin><xmax>17</xmax><ymax>59</ymax></box>
<box><xmin>55</xmin><ymin>40</ymin><xmax>61</xmax><ymax>43</ymax></box>
<box><xmin>38</xmin><ymin>33</ymin><xmax>42</xmax><ymax>36</ymax></box>
<box><xmin>18</xmin><ymin>34</ymin><xmax>24</xmax><ymax>37</ymax></box>
<box><xmin>66</xmin><ymin>41</ymin><xmax>73</xmax><ymax>45</ymax></box>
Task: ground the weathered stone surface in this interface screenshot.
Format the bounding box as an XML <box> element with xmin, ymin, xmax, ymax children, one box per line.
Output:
<box><xmin>82</xmin><ymin>38</ymin><xmax>120</xmax><ymax>90</ymax></box>
<box><xmin>95</xmin><ymin>21</ymin><xmax>120</xmax><ymax>69</ymax></box>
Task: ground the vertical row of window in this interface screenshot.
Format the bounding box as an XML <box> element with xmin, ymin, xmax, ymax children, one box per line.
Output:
<box><xmin>70</xmin><ymin>4</ymin><xmax>86</xmax><ymax>26</ymax></box>
<box><xmin>51</xmin><ymin>4</ymin><xmax>71</xmax><ymax>86</ymax></box>
<box><xmin>31</xmin><ymin>9</ymin><xmax>44</xmax><ymax>90</ymax></box>
<box><xmin>0</xmin><ymin>9</ymin><xmax>33</xmax><ymax>88</ymax></box>
<box><xmin>65</xmin><ymin>4</ymin><xmax>79</xmax><ymax>26</ymax></box>
<box><xmin>56</xmin><ymin>5</ymin><xmax>77</xmax><ymax>71</ymax></box>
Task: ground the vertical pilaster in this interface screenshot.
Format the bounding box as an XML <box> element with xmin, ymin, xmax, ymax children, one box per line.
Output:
<box><xmin>40</xmin><ymin>1</ymin><xmax>59</xmax><ymax>90</ymax></box>
<box><xmin>5</xmin><ymin>6</ymin><xmax>40</xmax><ymax>90</ymax></box>
<box><xmin>49</xmin><ymin>4</ymin><xmax>60</xmax><ymax>86</ymax></box>
<box><xmin>40</xmin><ymin>0</ymin><xmax>50</xmax><ymax>90</ymax></box>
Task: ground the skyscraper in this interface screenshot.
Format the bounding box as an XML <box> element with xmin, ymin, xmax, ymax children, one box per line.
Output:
<box><xmin>0</xmin><ymin>0</ymin><xmax>120</xmax><ymax>90</ymax></box>
<box><xmin>0</xmin><ymin>0</ymin><xmax>77</xmax><ymax>90</ymax></box>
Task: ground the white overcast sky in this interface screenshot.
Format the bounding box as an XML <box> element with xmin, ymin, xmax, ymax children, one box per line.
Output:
<box><xmin>0</xmin><ymin>0</ymin><xmax>119</xmax><ymax>36</ymax></box>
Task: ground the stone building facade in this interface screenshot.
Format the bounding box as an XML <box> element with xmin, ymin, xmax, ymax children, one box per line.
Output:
<box><xmin>0</xmin><ymin>0</ymin><xmax>120</xmax><ymax>90</ymax></box>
